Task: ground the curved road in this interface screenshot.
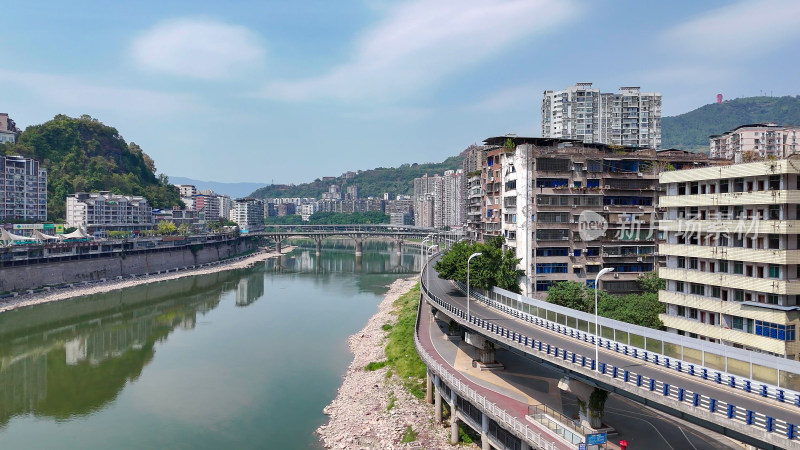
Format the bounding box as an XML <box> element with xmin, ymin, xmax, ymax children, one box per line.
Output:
<box><xmin>423</xmin><ymin>261</ymin><xmax>800</xmax><ymax>429</ymax></box>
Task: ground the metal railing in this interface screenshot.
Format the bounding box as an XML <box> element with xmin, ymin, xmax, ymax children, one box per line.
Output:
<box><xmin>461</xmin><ymin>282</ymin><xmax>800</xmax><ymax>404</ymax></box>
<box><xmin>421</xmin><ymin>276</ymin><xmax>799</xmax><ymax>446</ymax></box>
<box><xmin>527</xmin><ymin>405</ymin><xmax>589</xmax><ymax>445</ymax></box>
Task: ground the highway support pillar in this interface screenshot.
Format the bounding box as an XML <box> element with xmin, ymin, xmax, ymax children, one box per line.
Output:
<box><xmin>481</xmin><ymin>412</ymin><xmax>490</xmax><ymax>450</ymax></box>
<box><xmin>354</xmin><ymin>238</ymin><xmax>363</xmax><ymax>256</ymax></box>
<box><xmin>450</xmin><ymin>404</ymin><xmax>460</xmax><ymax>444</ymax></box>
<box><xmin>434</xmin><ymin>375</ymin><xmax>443</xmax><ymax>423</ymax></box>
<box><xmin>396</xmin><ymin>239</ymin><xmax>402</xmax><ymax>254</ymax></box>
<box><xmin>426</xmin><ymin>371</ymin><xmax>433</xmax><ymax>404</ymax></box>
<box><xmin>275</xmin><ymin>241</ymin><xmax>281</xmax><ymax>254</ymax></box>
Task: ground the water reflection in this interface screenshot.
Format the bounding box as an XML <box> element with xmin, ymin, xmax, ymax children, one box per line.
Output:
<box><xmin>0</xmin><ymin>248</ymin><xmax>420</xmax><ymax>434</ymax></box>
<box><xmin>0</xmin><ymin>269</ymin><xmax>254</xmax><ymax>428</ymax></box>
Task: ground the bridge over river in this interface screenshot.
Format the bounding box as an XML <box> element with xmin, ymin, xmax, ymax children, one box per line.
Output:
<box><xmin>251</xmin><ymin>224</ymin><xmax>449</xmax><ymax>255</ymax></box>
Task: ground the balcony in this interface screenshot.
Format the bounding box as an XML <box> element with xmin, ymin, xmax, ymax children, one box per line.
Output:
<box><xmin>659</xmin><ymin>291</ymin><xmax>798</xmax><ymax>324</ymax></box>
<box><xmin>659</xmin><ymin>190</ymin><xmax>800</xmax><ymax>208</ymax></box>
<box><xmin>659</xmin><ymin>315</ymin><xmax>790</xmax><ymax>355</ymax></box>
<box><xmin>659</xmin><ymin>219</ymin><xmax>799</xmax><ymax>234</ymax></box>
<box><xmin>658</xmin><ymin>267</ymin><xmax>800</xmax><ymax>295</ymax></box>
<box><xmin>659</xmin><ymin>243</ymin><xmax>800</xmax><ymax>265</ymax></box>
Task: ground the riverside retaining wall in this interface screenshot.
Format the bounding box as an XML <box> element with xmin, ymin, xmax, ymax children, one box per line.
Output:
<box><xmin>0</xmin><ymin>238</ymin><xmax>258</xmax><ymax>293</ymax></box>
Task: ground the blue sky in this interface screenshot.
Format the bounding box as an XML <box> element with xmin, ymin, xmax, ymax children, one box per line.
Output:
<box><xmin>2</xmin><ymin>0</ymin><xmax>799</xmax><ymax>184</ymax></box>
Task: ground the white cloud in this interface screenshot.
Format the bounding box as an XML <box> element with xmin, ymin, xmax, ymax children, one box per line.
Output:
<box><xmin>464</xmin><ymin>82</ymin><xmax>542</xmax><ymax>112</ymax></box>
<box><xmin>0</xmin><ymin>69</ymin><xmax>202</xmax><ymax>116</ymax></box>
<box><xmin>259</xmin><ymin>0</ymin><xmax>576</xmax><ymax>102</ymax></box>
<box><xmin>130</xmin><ymin>18</ymin><xmax>266</xmax><ymax>80</ymax></box>
<box><xmin>662</xmin><ymin>0</ymin><xmax>800</xmax><ymax>58</ymax></box>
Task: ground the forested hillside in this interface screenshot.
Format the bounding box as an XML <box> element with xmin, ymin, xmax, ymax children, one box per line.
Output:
<box><xmin>662</xmin><ymin>96</ymin><xmax>800</xmax><ymax>151</ymax></box>
<box><xmin>250</xmin><ymin>155</ymin><xmax>463</xmax><ymax>199</ymax></box>
<box><xmin>0</xmin><ymin>115</ymin><xmax>182</xmax><ymax>220</ymax></box>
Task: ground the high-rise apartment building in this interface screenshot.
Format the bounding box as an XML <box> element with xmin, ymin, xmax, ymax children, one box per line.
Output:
<box><xmin>231</xmin><ymin>198</ymin><xmax>265</xmax><ymax>233</ymax></box>
<box><xmin>658</xmin><ymin>159</ymin><xmax>800</xmax><ymax>358</ymax></box>
<box><xmin>413</xmin><ymin>174</ymin><xmax>443</xmax><ymax>228</ymax></box>
<box><xmin>542</xmin><ymin>83</ymin><xmax>662</xmax><ymax>149</ymax></box>
<box><xmin>710</xmin><ymin>123</ymin><xmax>800</xmax><ymax>162</ymax></box>
<box><xmin>66</xmin><ymin>191</ymin><xmax>153</xmax><ymax>231</ymax></box>
<box><xmin>442</xmin><ymin>169</ymin><xmax>463</xmax><ymax>228</ymax></box>
<box><xmin>480</xmin><ymin>136</ymin><xmax>706</xmax><ymax>296</ymax></box>
<box><xmin>1</xmin><ymin>155</ymin><xmax>47</xmax><ymax>221</ymax></box>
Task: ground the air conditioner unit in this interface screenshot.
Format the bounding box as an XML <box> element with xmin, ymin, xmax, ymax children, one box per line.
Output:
<box><xmin>637</xmin><ymin>257</ymin><xmax>643</xmax><ymax>262</ymax></box>
<box><xmin>614</xmin><ymin>273</ymin><xmax>619</xmax><ymax>278</ymax></box>
<box><xmin>603</xmin><ymin>206</ymin><xmax>610</xmax><ymax>211</ymax></box>
<box><xmin>572</xmin><ymin>205</ymin><xmax>577</xmax><ymax>209</ymax></box>
<box><xmin>637</xmin><ymin>173</ymin><xmax>643</xmax><ymax>177</ymax></box>
<box><xmin>605</xmin><ymin>186</ymin><xmax>611</xmax><ymax>189</ymax></box>
<box><xmin>602</xmin><ymin>253</ymin><xmax>609</xmax><ymax>257</ymax></box>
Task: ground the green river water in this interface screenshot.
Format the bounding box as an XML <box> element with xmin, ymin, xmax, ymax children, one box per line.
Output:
<box><xmin>0</xmin><ymin>246</ymin><xmax>421</xmax><ymax>449</ymax></box>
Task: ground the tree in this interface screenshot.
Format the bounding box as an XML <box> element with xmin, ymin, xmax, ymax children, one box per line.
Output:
<box><xmin>434</xmin><ymin>237</ymin><xmax>523</xmax><ymax>294</ymax></box>
<box><xmin>546</xmin><ymin>281</ymin><xmax>591</xmax><ymax>312</ymax></box>
<box><xmin>177</xmin><ymin>223</ymin><xmax>190</xmax><ymax>236</ymax></box>
<box><xmin>156</xmin><ymin>220</ymin><xmax>177</xmax><ymax>235</ymax></box>
<box><xmin>638</xmin><ymin>272</ymin><xmax>665</xmax><ymax>294</ymax></box>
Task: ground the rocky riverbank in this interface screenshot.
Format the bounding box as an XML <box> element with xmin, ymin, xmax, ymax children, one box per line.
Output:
<box><xmin>317</xmin><ymin>277</ymin><xmax>465</xmax><ymax>449</ymax></box>
<box><xmin>0</xmin><ymin>246</ymin><xmax>294</xmax><ymax>314</ymax></box>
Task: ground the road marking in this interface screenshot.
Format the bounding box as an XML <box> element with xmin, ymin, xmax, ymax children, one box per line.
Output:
<box><xmin>604</xmin><ymin>409</ymin><xmax>676</xmax><ymax>450</ymax></box>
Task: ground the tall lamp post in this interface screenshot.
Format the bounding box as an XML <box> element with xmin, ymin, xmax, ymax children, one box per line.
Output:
<box><xmin>426</xmin><ymin>244</ymin><xmax>438</xmax><ymax>290</ymax></box>
<box><xmin>594</xmin><ymin>267</ymin><xmax>614</xmax><ymax>373</ymax></box>
<box><xmin>466</xmin><ymin>252</ymin><xmax>482</xmax><ymax>319</ymax></box>
<box><xmin>421</xmin><ymin>236</ymin><xmax>431</xmax><ymax>279</ymax></box>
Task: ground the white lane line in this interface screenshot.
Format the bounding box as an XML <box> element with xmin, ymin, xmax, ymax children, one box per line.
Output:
<box><xmin>680</xmin><ymin>426</ymin><xmax>700</xmax><ymax>450</ymax></box>
<box><xmin>605</xmin><ymin>410</ymin><xmax>676</xmax><ymax>450</ymax></box>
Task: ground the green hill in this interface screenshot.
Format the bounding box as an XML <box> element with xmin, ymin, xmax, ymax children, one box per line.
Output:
<box><xmin>0</xmin><ymin>114</ymin><xmax>182</xmax><ymax>221</ymax></box>
<box><xmin>662</xmin><ymin>96</ymin><xmax>800</xmax><ymax>151</ymax></box>
<box><xmin>250</xmin><ymin>155</ymin><xmax>463</xmax><ymax>199</ymax></box>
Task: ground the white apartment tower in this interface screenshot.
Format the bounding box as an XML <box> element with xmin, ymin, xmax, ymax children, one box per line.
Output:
<box><xmin>710</xmin><ymin>123</ymin><xmax>800</xmax><ymax>162</ymax></box>
<box><xmin>231</xmin><ymin>198</ymin><xmax>264</xmax><ymax>233</ymax></box>
<box><xmin>0</xmin><ymin>156</ymin><xmax>47</xmax><ymax>221</ymax></box>
<box><xmin>542</xmin><ymin>83</ymin><xmax>662</xmax><ymax>149</ymax></box>
<box><xmin>658</xmin><ymin>159</ymin><xmax>800</xmax><ymax>359</ymax></box>
<box><xmin>66</xmin><ymin>191</ymin><xmax>153</xmax><ymax>231</ymax></box>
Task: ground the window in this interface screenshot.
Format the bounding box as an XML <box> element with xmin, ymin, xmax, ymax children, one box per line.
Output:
<box><xmin>587</xmin><ymin>179</ymin><xmax>600</xmax><ymax>188</ymax></box>
<box><xmin>536</xmin><ymin>263</ymin><xmax>568</xmax><ymax>274</ymax></box>
<box><xmin>677</xmin><ymin>306</ymin><xmax>686</xmax><ymax>317</ymax></box>
<box><xmin>769</xmin><ymin>175</ymin><xmax>780</xmax><ymax>190</ymax></box>
<box><xmin>711</xmin><ymin>287</ymin><xmax>721</xmax><ymax>298</ymax></box>
<box><xmin>767</xmin><ymin>294</ymin><xmax>779</xmax><ymax>305</ymax></box>
<box><xmin>769</xmin><ymin>205</ymin><xmax>780</xmax><ymax>220</ymax></box>
<box><xmin>690</xmin><ymin>284</ymin><xmax>705</xmax><ymax>296</ymax></box>
<box><xmin>586</xmin><ymin>247</ymin><xmax>600</xmax><ymax>256</ymax></box>
<box><xmin>573</xmin><ymin>249</ymin><xmax>582</xmax><ymax>257</ymax></box>
<box><xmin>719</xmin><ymin>180</ymin><xmax>729</xmax><ymax>194</ymax></box>
<box><xmin>733</xmin><ymin>316</ymin><xmax>744</xmax><ymax>330</ymax></box>
<box><xmin>769</xmin><ymin>265</ymin><xmax>780</xmax><ymax>278</ymax></box>
<box><xmin>768</xmin><ymin>234</ymin><xmax>780</xmax><ymax>249</ymax></box>
<box><xmin>536</xmin><ymin>280</ymin><xmax>554</xmax><ymax>291</ymax></box>
<box><xmin>689</xmin><ymin>258</ymin><xmax>698</xmax><ymax>270</ymax></box>
<box><xmin>675</xmin><ymin>281</ymin><xmax>684</xmax><ymax>293</ymax></box>
<box><xmin>733</xmin><ymin>178</ymin><xmax>744</xmax><ymax>192</ymax></box>
<box><xmin>755</xmin><ymin>321</ymin><xmax>796</xmax><ymax>341</ymax></box>
<box><xmin>677</xmin><ymin>257</ymin><xmax>686</xmax><ymax>269</ymax></box>
<box><xmin>734</xmin><ymin>261</ymin><xmax>743</xmax><ymax>274</ymax></box>
<box><xmin>573</xmin><ymin>181</ymin><xmax>582</xmax><ymax>188</ymax></box>
<box><xmin>536</xmin><ymin>247</ymin><xmax>569</xmax><ymax>257</ymax></box>
<box><xmin>689</xmin><ymin>308</ymin><xmax>698</xmax><ymax>319</ymax></box>
<box><xmin>734</xmin><ymin>290</ymin><xmax>744</xmax><ymax>302</ymax></box>
<box><xmin>718</xmin><ymin>260</ymin><xmax>728</xmax><ymax>273</ymax></box>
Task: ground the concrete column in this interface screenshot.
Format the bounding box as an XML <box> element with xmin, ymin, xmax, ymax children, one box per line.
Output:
<box><xmin>355</xmin><ymin>254</ymin><xmax>362</xmax><ymax>272</ymax></box>
<box><xmin>426</xmin><ymin>372</ymin><xmax>433</xmax><ymax>404</ymax></box>
<box><xmin>275</xmin><ymin>241</ymin><xmax>282</xmax><ymax>254</ymax></box>
<box><xmin>435</xmin><ymin>389</ymin><xmax>443</xmax><ymax>423</ymax></box>
<box><xmin>450</xmin><ymin>404</ymin><xmax>459</xmax><ymax>444</ymax></box>
<box><xmin>315</xmin><ymin>239</ymin><xmax>322</xmax><ymax>255</ymax></box>
<box><xmin>481</xmin><ymin>412</ymin><xmax>490</xmax><ymax>450</ymax></box>
<box><xmin>396</xmin><ymin>239</ymin><xmax>403</xmax><ymax>254</ymax></box>
<box><xmin>521</xmin><ymin>442</ymin><xmax>530</xmax><ymax>450</ymax></box>
<box><xmin>354</xmin><ymin>239</ymin><xmax>363</xmax><ymax>256</ymax></box>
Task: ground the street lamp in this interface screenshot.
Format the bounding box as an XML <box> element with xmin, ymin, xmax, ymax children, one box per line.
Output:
<box><xmin>594</xmin><ymin>267</ymin><xmax>615</xmax><ymax>373</ymax></box>
<box><xmin>421</xmin><ymin>236</ymin><xmax>432</xmax><ymax>279</ymax></box>
<box><xmin>466</xmin><ymin>252</ymin><xmax>482</xmax><ymax>320</ymax></box>
<box><xmin>426</xmin><ymin>244</ymin><xmax>437</xmax><ymax>290</ymax></box>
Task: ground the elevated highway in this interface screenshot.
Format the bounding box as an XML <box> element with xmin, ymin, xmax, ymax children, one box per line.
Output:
<box><xmin>419</xmin><ymin>255</ymin><xmax>800</xmax><ymax>449</ymax></box>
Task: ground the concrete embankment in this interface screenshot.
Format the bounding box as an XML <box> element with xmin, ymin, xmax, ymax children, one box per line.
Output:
<box><xmin>0</xmin><ymin>246</ymin><xmax>294</xmax><ymax>314</ymax></box>
<box><xmin>317</xmin><ymin>278</ymin><xmax>461</xmax><ymax>449</ymax></box>
<box><xmin>0</xmin><ymin>237</ymin><xmax>258</xmax><ymax>294</ymax></box>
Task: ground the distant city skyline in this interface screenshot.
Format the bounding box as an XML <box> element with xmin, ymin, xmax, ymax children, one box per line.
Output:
<box><xmin>2</xmin><ymin>0</ymin><xmax>799</xmax><ymax>184</ymax></box>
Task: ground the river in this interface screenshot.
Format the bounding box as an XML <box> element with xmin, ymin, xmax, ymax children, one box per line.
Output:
<box><xmin>0</xmin><ymin>246</ymin><xmax>421</xmax><ymax>449</ymax></box>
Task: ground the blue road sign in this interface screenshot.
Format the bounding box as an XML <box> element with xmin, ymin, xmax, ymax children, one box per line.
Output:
<box><xmin>586</xmin><ymin>433</ymin><xmax>607</xmax><ymax>445</ymax></box>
